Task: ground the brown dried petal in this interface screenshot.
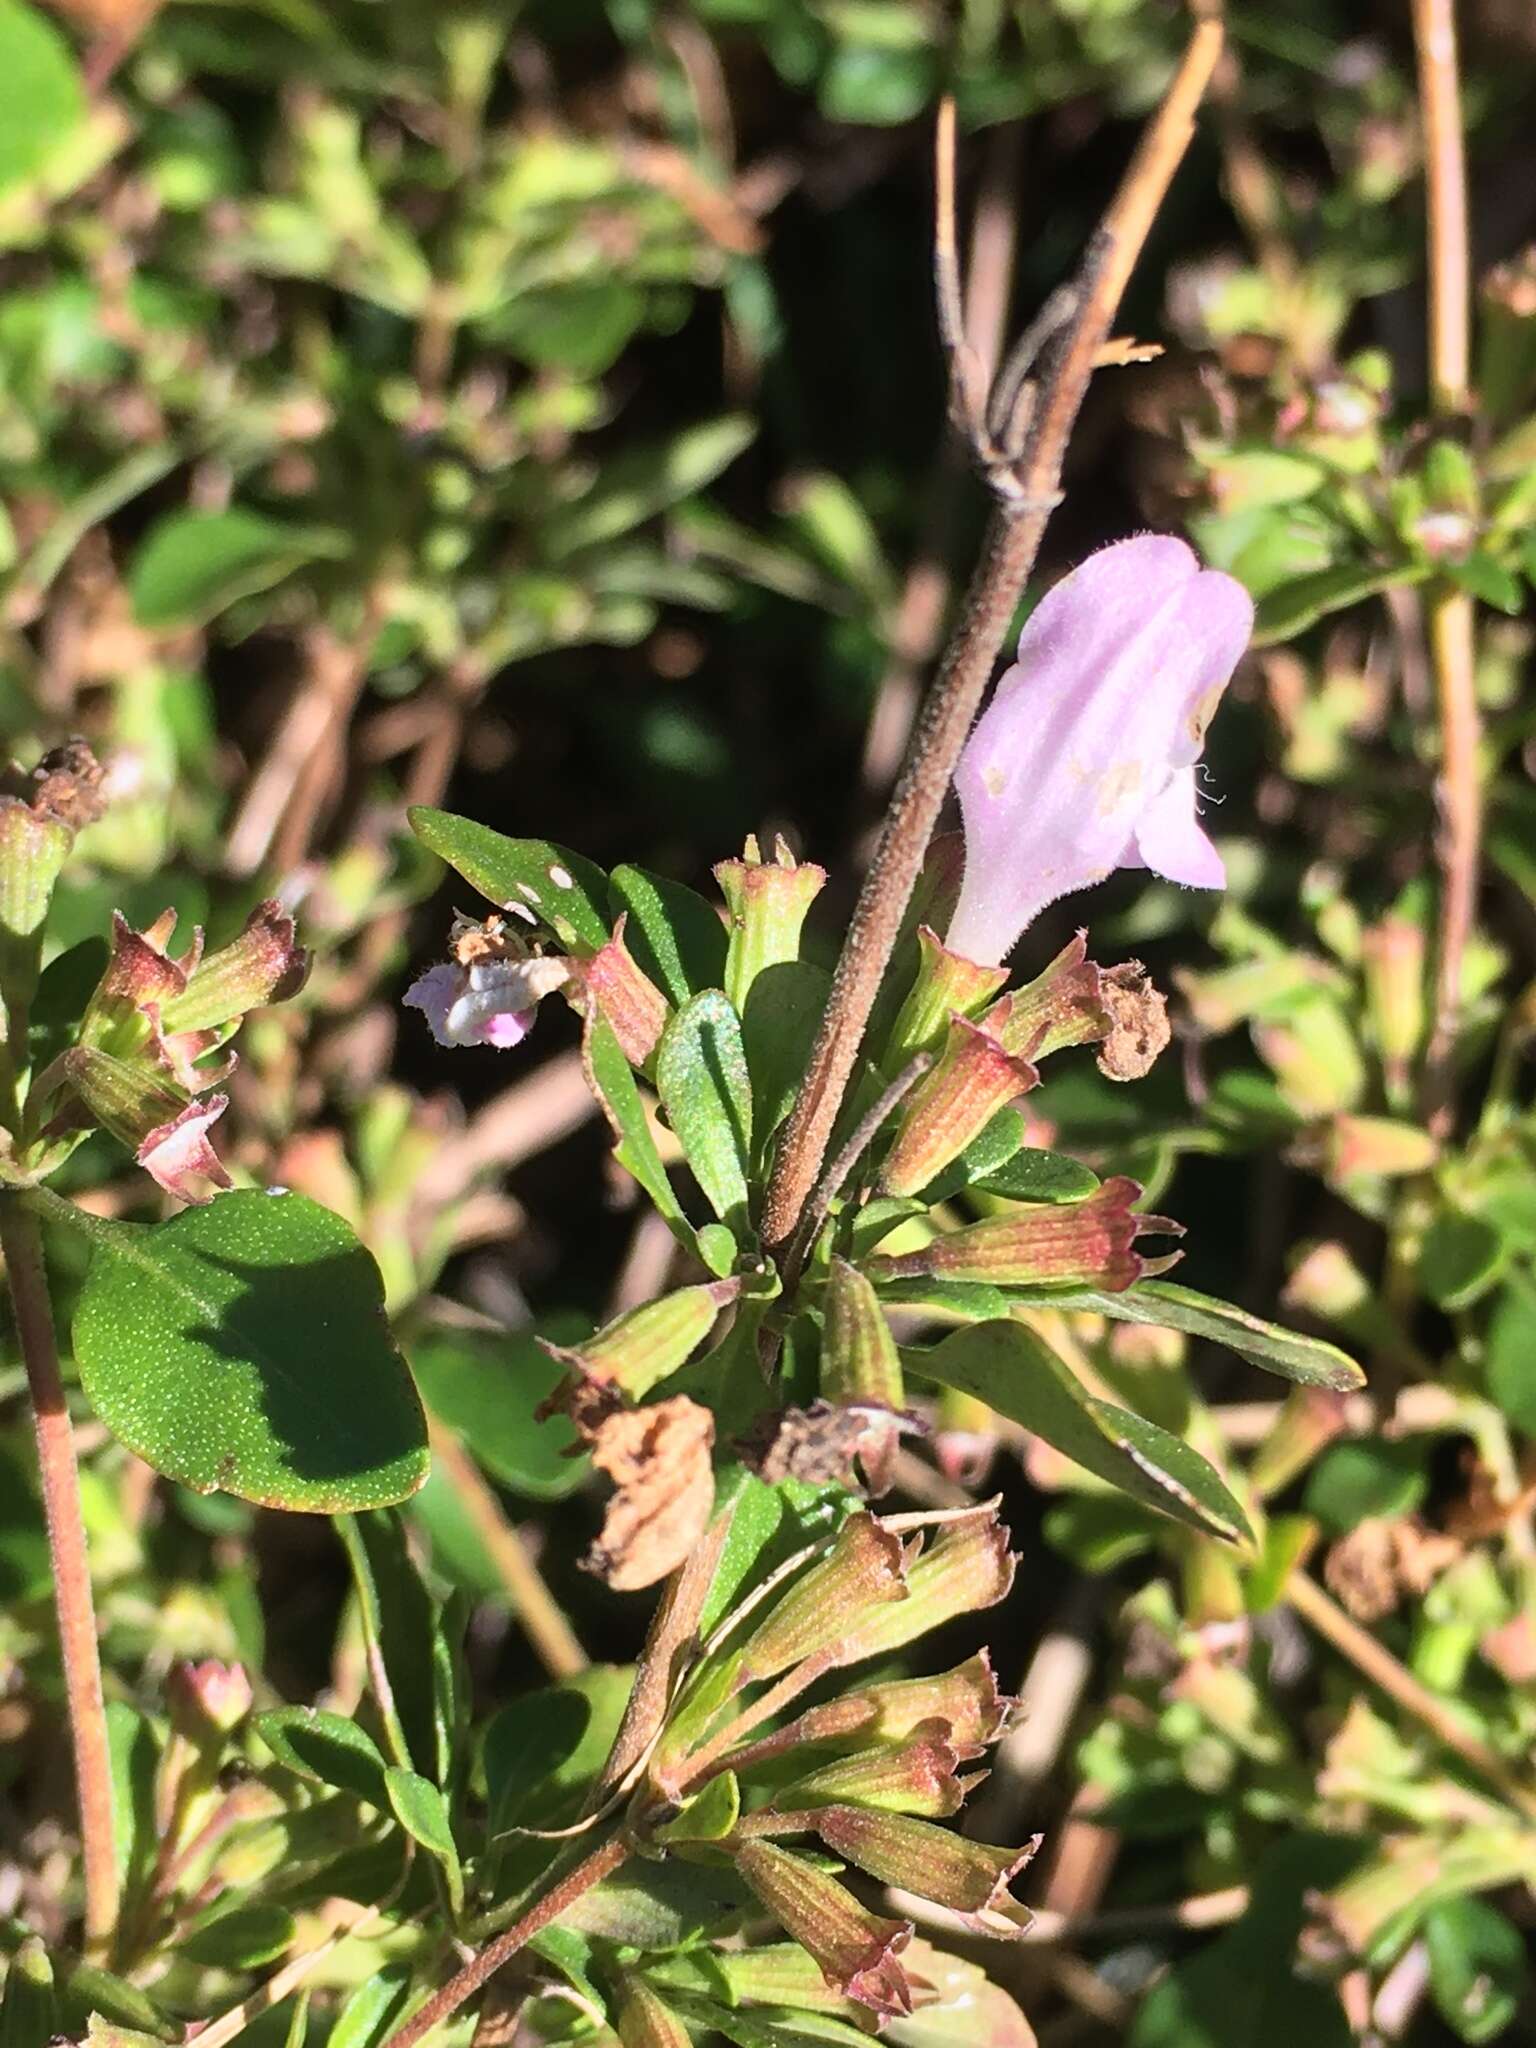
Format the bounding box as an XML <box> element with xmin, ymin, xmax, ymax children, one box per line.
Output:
<box><xmin>26</xmin><ymin>739</ymin><xmax>106</xmax><ymax>831</ymax></box>
<box><xmin>1095</xmin><ymin>961</ymin><xmax>1171</xmax><ymax>1080</ymax></box>
<box><xmin>583</xmin><ymin>1396</ymin><xmax>716</xmax><ymax>1593</ymax></box>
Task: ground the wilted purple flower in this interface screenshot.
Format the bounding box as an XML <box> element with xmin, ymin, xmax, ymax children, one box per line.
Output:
<box><xmin>945</xmin><ymin>536</ymin><xmax>1254</xmax><ymax>967</ymax></box>
<box><xmin>404</xmin><ymin>954</ymin><xmax>570</xmax><ymax>1049</ymax></box>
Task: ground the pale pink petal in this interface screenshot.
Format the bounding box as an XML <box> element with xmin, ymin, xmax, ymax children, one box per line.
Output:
<box><xmin>403</xmin><ymin>963</ymin><xmax>462</xmax><ymax>1047</ymax></box>
<box><xmin>1132</xmin><ymin>766</ymin><xmax>1226</xmax><ymax>888</ymax></box>
<box><xmin>137</xmin><ymin>1097</ymin><xmax>233</xmax><ymax>1205</ymax></box>
<box><xmin>945</xmin><ymin>536</ymin><xmax>1252</xmax><ymax>966</ymax></box>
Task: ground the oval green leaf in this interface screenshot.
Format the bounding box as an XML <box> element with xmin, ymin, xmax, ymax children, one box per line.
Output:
<box><xmin>408</xmin><ymin>806</ymin><xmax>610</xmax><ymax>953</ymax></box>
<box><xmin>129</xmin><ymin>508</ymin><xmax>346</xmax><ymax>629</ymax></box>
<box><xmin>255</xmin><ymin>1706</ymin><xmax>389</xmax><ymax>1808</ymax></box>
<box><xmin>908</xmin><ymin>1319</ymin><xmax>1251</xmax><ymax>1543</ymax></box>
<box><xmin>0</xmin><ymin>0</ymin><xmax>83</xmax><ymax>195</ymax></box>
<box><xmin>72</xmin><ymin>1192</ymin><xmax>429</xmax><ymax>1512</ymax></box>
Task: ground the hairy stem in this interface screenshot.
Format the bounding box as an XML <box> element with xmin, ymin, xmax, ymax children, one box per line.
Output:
<box><xmin>0</xmin><ymin>1197</ymin><xmax>118</xmax><ymax>1955</ymax></box>
<box><xmin>1411</xmin><ymin>0</ymin><xmax>1480</xmax><ymax>1119</ymax></box>
<box><xmin>379</xmin><ymin>1834</ymin><xmax>630</xmax><ymax>2048</ymax></box>
<box><xmin>760</xmin><ymin>16</ymin><xmax>1224</xmax><ymax>1252</ymax></box>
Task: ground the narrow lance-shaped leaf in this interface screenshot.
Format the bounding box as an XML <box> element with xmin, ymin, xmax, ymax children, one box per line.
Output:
<box><xmin>907</xmin><ymin>1321</ymin><xmax>1251</xmax><ymax>1543</ymax></box>
<box><xmin>656</xmin><ymin>990</ymin><xmax>753</xmax><ymax>1233</ymax></box>
<box><xmin>409</xmin><ymin>806</ymin><xmax>611</xmax><ymax>953</ymax></box>
<box><xmin>1038</xmin><ymin>1279</ymin><xmax>1364</xmax><ymax>1391</ymax></box>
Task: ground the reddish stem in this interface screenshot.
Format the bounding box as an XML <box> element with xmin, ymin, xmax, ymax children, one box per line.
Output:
<box><xmin>1</xmin><ymin>1197</ymin><xmax>118</xmax><ymax>1956</ymax></box>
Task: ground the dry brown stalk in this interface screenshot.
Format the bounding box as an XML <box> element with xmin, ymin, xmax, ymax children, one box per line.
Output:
<box><xmin>759</xmin><ymin>16</ymin><xmax>1225</xmax><ymax>1255</ymax></box>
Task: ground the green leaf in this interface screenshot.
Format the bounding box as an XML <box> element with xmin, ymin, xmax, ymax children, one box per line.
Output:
<box><xmin>1419</xmin><ymin>1210</ymin><xmax>1508</xmax><ymax>1310</ymax></box>
<box><xmin>656</xmin><ymin>990</ymin><xmax>753</xmax><ymax>1232</ymax></box>
<box><xmin>0</xmin><ymin>0</ymin><xmax>83</xmax><ymax>195</ymax></box>
<box><xmin>54</xmin><ymin>1963</ymin><xmax>176</xmax><ymax>2044</ymax></box>
<box><xmin>1424</xmin><ymin>1896</ymin><xmax>1527</xmax><ymax>2045</ymax></box>
<box><xmin>71</xmin><ymin>1193</ymin><xmax>429</xmax><ymax>1513</ymax></box>
<box><xmin>255</xmin><ymin>1707</ymin><xmax>389</xmax><ymax>1809</ymax></box>
<box><xmin>543</xmin><ymin>416</ymin><xmax>754</xmax><ymax>557</ymax></box>
<box><xmin>909</xmin><ymin>1320</ymin><xmax>1251</xmax><ymax>1543</ymax></box>
<box><xmin>583</xmin><ymin>1012</ymin><xmax>690</xmax><ymax>1241</ymax></box>
<box><xmin>407</xmin><ymin>1325</ymin><xmax>586</xmax><ymax>1500</ymax></box>
<box><xmin>128</xmin><ymin>508</ymin><xmax>345</xmax><ymax>629</ymax></box>
<box><xmin>1487</xmin><ymin>1270</ymin><xmax>1536</xmax><ymax>1434</ymax></box>
<box><xmin>383</xmin><ymin>1767</ymin><xmax>462</xmax><ymax>1920</ymax></box>
<box><xmin>0</xmin><ymin>1939</ymin><xmax>56</xmax><ymax>2048</ymax></box>
<box><xmin>181</xmin><ymin>1904</ymin><xmax>297</xmax><ymax>1970</ymax></box>
<box><xmin>408</xmin><ymin>807</ymin><xmax>611</xmax><ymax>953</ymax></box>
<box><xmin>326</xmin><ymin>1967</ymin><xmax>414</xmax><ymax>2048</ymax></box>
<box><xmin>1131</xmin><ymin>1835</ymin><xmax>1360</xmax><ymax>2048</ymax></box>
<box><xmin>482</xmin><ymin>1665</ymin><xmax>635</xmax><ymax>1839</ymax></box>
<box><xmin>1448</xmin><ymin>552</ymin><xmax>1523</xmax><ymax>615</ymax></box>
<box><xmin>609</xmin><ymin>865</ymin><xmax>728</xmax><ymax>1005</ymax></box>
<box><xmin>106</xmin><ymin>1701</ymin><xmax>158</xmax><ymax>1898</ymax></box>
<box><xmin>741</xmin><ymin>960</ymin><xmax>830</xmax><ymax>1170</ymax></box>
<box><xmin>917</xmin><ymin>1107</ymin><xmax>1100</xmax><ymax>1206</ymax></box>
<box><xmin>654</xmin><ymin>1768</ymin><xmax>740</xmax><ymax>1845</ymax></box>
<box><xmin>695</xmin><ymin>1462</ymin><xmax>847</xmax><ymax>1638</ymax></box>
<box><xmin>1253</xmin><ymin>561</ymin><xmax>1428</xmax><ymax>644</ymax></box>
<box><xmin>1304</xmin><ymin>1440</ymin><xmax>1426</xmax><ymax>1535</ymax></box>
<box><xmin>336</xmin><ymin>1512</ymin><xmax>441</xmax><ymax>1781</ymax></box>
<box><xmin>1037</xmin><ymin>1280</ymin><xmax>1364</xmax><ymax>1391</ymax></box>
<box><xmin>560</xmin><ymin>1858</ymin><xmax>750</xmax><ymax>1948</ymax></box>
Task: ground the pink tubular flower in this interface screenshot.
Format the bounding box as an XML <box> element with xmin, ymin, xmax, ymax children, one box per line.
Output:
<box><xmin>945</xmin><ymin>535</ymin><xmax>1254</xmax><ymax>967</ymax></box>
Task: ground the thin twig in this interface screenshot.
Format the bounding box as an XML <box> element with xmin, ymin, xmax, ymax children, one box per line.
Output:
<box><xmin>861</xmin><ymin>121</ymin><xmax>1022</xmax><ymax>803</ymax></box>
<box><xmin>191</xmin><ymin>1897</ymin><xmax>391</xmax><ymax>2048</ymax></box>
<box><xmin>379</xmin><ymin>1834</ymin><xmax>630</xmax><ymax>2048</ymax></box>
<box><xmin>760</xmin><ymin>16</ymin><xmax>1224</xmax><ymax>1253</ymax></box>
<box><xmin>782</xmin><ymin>1051</ymin><xmax>932</xmax><ymax>1279</ymax></box>
<box><xmin>1286</xmin><ymin>1568</ymin><xmax>1536</xmax><ymax>1822</ymax></box>
<box><xmin>428</xmin><ymin>1425</ymin><xmax>587</xmax><ymax>1679</ymax></box>
<box><xmin>1411</xmin><ymin>0</ymin><xmax>1480</xmax><ymax>1119</ymax></box>
<box><xmin>0</xmin><ymin>1199</ymin><xmax>118</xmax><ymax>1956</ymax></box>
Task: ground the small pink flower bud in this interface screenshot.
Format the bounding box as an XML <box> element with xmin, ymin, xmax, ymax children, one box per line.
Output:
<box><xmin>814</xmin><ymin>1806</ymin><xmax>1037</xmax><ymax>1931</ymax></box>
<box><xmin>734</xmin><ymin>1840</ymin><xmax>914</xmax><ymax>2015</ymax></box>
<box><xmin>946</xmin><ymin>536</ymin><xmax>1252</xmax><ymax>966</ymax></box>
<box><xmin>159</xmin><ymin>901</ymin><xmax>309</xmax><ymax>1035</ymax></box>
<box><xmin>856</xmin><ymin>1651</ymin><xmax>1014</xmax><ymax>1748</ymax></box>
<box><xmin>821</xmin><ymin>1259</ymin><xmax>904</xmax><ymax>1412</ymax></box>
<box><xmin>570</xmin><ymin>915</ymin><xmax>670</xmax><ymax>1067</ymax></box>
<box><xmin>615</xmin><ymin>1976</ymin><xmax>693</xmax><ymax>2048</ymax></box>
<box><xmin>137</xmin><ymin>1098</ymin><xmax>235</xmax><ymax>1205</ymax></box>
<box><xmin>167</xmin><ymin>1659</ymin><xmax>253</xmax><ymax>1739</ymax></box>
<box><xmin>736</xmin><ymin>1513</ymin><xmax>909</xmax><ymax>1686</ymax></box>
<box><xmin>880</xmin><ymin>1016</ymin><xmax>1038</xmax><ymax>1197</ymax></box>
<box><xmin>774</xmin><ymin>1721</ymin><xmax>978</xmax><ymax>1818</ymax></box>
<box><xmin>1360</xmin><ymin>918</ymin><xmax>1425</xmax><ymax>1094</ymax></box>
<box><xmin>866</xmin><ymin>1176</ymin><xmax>1178</xmax><ymax>1293</ymax></box>
<box><xmin>883</xmin><ymin>926</ymin><xmax>1008</xmax><ymax>1071</ymax></box>
<box><xmin>831</xmin><ymin>1508</ymin><xmax>1014</xmax><ymax>1668</ymax></box>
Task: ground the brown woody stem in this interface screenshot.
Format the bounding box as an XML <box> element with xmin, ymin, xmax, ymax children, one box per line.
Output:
<box><xmin>759</xmin><ymin>16</ymin><xmax>1224</xmax><ymax>1253</ymax></box>
<box><xmin>0</xmin><ymin>1196</ymin><xmax>118</xmax><ymax>1956</ymax></box>
<box><xmin>378</xmin><ymin>1834</ymin><xmax>630</xmax><ymax>2048</ymax></box>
